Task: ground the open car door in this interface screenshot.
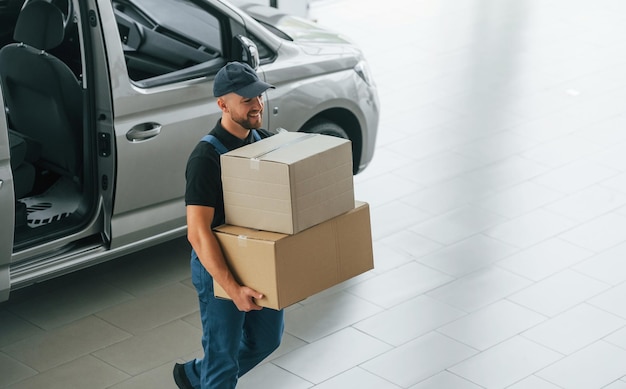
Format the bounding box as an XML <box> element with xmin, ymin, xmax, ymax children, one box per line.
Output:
<box><xmin>0</xmin><ymin>90</ymin><xmax>14</xmax><ymax>301</ymax></box>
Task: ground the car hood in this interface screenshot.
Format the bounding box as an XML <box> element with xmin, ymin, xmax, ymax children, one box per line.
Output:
<box><xmin>232</xmin><ymin>2</ymin><xmax>360</xmax><ymax>55</ymax></box>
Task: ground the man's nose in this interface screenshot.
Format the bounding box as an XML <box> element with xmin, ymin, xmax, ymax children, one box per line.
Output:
<box><xmin>253</xmin><ymin>96</ymin><xmax>263</xmax><ymax>108</ymax></box>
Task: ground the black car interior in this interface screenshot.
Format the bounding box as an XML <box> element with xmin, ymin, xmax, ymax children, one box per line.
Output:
<box><xmin>0</xmin><ymin>0</ymin><xmax>83</xmax><ymax>232</ymax></box>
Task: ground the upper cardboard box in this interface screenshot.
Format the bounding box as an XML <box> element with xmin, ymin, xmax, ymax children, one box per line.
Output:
<box><xmin>221</xmin><ymin>132</ymin><xmax>355</xmax><ymax>234</ymax></box>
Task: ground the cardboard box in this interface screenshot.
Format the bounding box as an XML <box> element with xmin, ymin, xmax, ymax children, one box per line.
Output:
<box><xmin>221</xmin><ymin>132</ymin><xmax>355</xmax><ymax>234</ymax></box>
<box><xmin>213</xmin><ymin>201</ymin><xmax>374</xmax><ymax>310</ymax></box>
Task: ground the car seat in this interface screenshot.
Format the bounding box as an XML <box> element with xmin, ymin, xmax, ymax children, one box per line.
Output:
<box><xmin>8</xmin><ymin>130</ymin><xmax>35</xmax><ymax>198</ymax></box>
<box><xmin>0</xmin><ymin>0</ymin><xmax>83</xmax><ymax>184</ymax></box>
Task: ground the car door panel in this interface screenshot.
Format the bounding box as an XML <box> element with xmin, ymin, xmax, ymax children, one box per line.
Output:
<box><xmin>97</xmin><ymin>0</ymin><xmax>223</xmax><ymax>248</ymax></box>
<box><xmin>0</xmin><ymin>90</ymin><xmax>14</xmax><ymax>301</ymax></box>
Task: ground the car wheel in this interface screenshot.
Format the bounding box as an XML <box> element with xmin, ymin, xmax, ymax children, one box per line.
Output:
<box><xmin>301</xmin><ymin>119</ymin><xmax>349</xmax><ymax>140</ymax></box>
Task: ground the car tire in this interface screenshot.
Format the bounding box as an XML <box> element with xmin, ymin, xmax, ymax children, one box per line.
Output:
<box><xmin>301</xmin><ymin>119</ymin><xmax>349</xmax><ymax>140</ymax></box>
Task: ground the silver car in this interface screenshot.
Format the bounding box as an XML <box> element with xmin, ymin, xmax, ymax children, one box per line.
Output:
<box><xmin>0</xmin><ymin>0</ymin><xmax>379</xmax><ymax>302</ymax></box>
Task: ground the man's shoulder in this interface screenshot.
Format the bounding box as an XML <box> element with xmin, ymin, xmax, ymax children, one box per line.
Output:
<box><xmin>188</xmin><ymin>138</ymin><xmax>220</xmax><ymax>162</ymax></box>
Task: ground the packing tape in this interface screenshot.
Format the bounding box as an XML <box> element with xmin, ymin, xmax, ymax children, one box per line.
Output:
<box><xmin>237</xmin><ymin>235</ymin><xmax>248</xmax><ymax>247</ymax></box>
<box><xmin>250</xmin><ymin>133</ymin><xmax>317</xmax><ymax>160</ymax></box>
<box><xmin>250</xmin><ymin>158</ymin><xmax>260</xmax><ymax>170</ymax></box>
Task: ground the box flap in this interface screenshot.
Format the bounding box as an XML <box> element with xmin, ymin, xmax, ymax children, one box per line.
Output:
<box><xmin>223</xmin><ymin>132</ymin><xmax>308</xmax><ymax>159</ymax></box>
<box><xmin>214</xmin><ymin>224</ymin><xmax>287</xmax><ymax>242</ymax></box>
<box><xmin>222</xmin><ymin>132</ymin><xmax>351</xmax><ymax>165</ymax></box>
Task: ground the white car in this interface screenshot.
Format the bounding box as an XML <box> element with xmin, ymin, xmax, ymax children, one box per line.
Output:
<box><xmin>0</xmin><ymin>0</ymin><xmax>379</xmax><ymax>302</ymax></box>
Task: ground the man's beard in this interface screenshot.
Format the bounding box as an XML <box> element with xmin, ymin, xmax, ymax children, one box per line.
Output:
<box><xmin>234</xmin><ymin>112</ymin><xmax>263</xmax><ymax>130</ymax></box>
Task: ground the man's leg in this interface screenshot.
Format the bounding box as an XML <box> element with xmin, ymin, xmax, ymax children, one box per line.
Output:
<box><xmin>184</xmin><ymin>251</ymin><xmax>245</xmax><ymax>389</ymax></box>
<box><xmin>238</xmin><ymin>308</ymin><xmax>285</xmax><ymax>377</ymax></box>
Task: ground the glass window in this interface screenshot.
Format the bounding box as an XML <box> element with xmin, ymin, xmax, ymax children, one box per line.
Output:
<box><xmin>112</xmin><ymin>0</ymin><xmax>225</xmax><ymax>84</ymax></box>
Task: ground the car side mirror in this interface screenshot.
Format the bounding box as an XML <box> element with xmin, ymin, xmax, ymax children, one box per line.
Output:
<box><xmin>233</xmin><ymin>35</ymin><xmax>260</xmax><ymax>70</ymax></box>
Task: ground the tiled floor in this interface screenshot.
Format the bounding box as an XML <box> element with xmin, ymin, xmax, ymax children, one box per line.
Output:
<box><xmin>3</xmin><ymin>0</ymin><xmax>626</xmax><ymax>387</ymax></box>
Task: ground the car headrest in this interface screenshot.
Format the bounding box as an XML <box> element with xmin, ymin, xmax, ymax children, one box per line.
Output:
<box><xmin>13</xmin><ymin>1</ymin><xmax>65</xmax><ymax>51</ymax></box>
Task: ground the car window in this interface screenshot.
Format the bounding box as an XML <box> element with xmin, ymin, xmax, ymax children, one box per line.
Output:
<box><xmin>112</xmin><ymin>0</ymin><xmax>225</xmax><ymax>84</ymax></box>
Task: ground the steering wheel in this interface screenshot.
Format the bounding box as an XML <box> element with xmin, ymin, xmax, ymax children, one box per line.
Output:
<box><xmin>21</xmin><ymin>0</ymin><xmax>74</xmax><ymax>31</ymax></box>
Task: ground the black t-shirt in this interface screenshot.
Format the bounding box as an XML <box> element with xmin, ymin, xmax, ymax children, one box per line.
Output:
<box><xmin>185</xmin><ymin>120</ymin><xmax>272</xmax><ymax>228</ymax></box>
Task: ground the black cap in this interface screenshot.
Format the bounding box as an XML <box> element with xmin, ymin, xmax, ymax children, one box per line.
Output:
<box><xmin>213</xmin><ymin>62</ymin><xmax>275</xmax><ymax>98</ymax></box>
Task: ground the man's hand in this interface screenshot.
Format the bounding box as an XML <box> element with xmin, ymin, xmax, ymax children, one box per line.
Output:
<box><xmin>187</xmin><ymin>205</ymin><xmax>264</xmax><ymax>312</ymax></box>
<box><xmin>232</xmin><ymin>286</ymin><xmax>264</xmax><ymax>312</ymax></box>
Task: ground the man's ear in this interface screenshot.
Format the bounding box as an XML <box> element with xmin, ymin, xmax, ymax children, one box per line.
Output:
<box><xmin>217</xmin><ymin>97</ymin><xmax>228</xmax><ymax>113</ymax></box>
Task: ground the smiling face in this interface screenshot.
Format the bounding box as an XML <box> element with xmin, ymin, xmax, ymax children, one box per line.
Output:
<box><xmin>217</xmin><ymin>92</ymin><xmax>265</xmax><ymax>138</ymax></box>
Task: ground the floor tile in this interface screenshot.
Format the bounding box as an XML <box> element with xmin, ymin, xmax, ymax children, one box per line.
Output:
<box><xmin>401</xmin><ymin>176</ymin><xmax>493</xmax><ymax>215</ymax></box>
<box><xmin>473</xmin><ymin>181</ymin><xmax>563</xmax><ymax>219</ymax></box>
<box><xmin>409</xmin><ymin>371</ymin><xmax>482</xmax><ymax>389</ymax></box>
<box><xmin>311</xmin><ymin>367</ymin><xmax>401</xmax><ymax>389</ymax></box>
<box><xmin>437</xmin><ymin>300</ymin><xmax>546</xmax><ymax>351</ymax></box>
<box><xmin>354</xmin><ymin>173</ymin><xmax>424</xmax><ymax>208</ymax></box>
<box><xmin>371</xmin><ymin>241</ymin><xmax>418</xmax><ymax>273</ymax></box>
<box><xmin>559</xmin><ymin>213</ymin><xmax>626</xmax><ymax>252</ymax></box>
<box><xmin>1</xmin><ymin>315</ymin><xmax>131</xmax><ymax>372</ymax></box>
<box><xmin>107</xmin><ymin>362</ymin><xmax>186</xmax><ymax>389</ymax></box>
<box><xmin>284</xmin><ymin>291</ymin><xmax>382</xmax><ymax>342</ymax></box>
<box><xmin>353</xmin><ymin>147</ymin><xmax>413</xmax><ymax>183</ymax></box>
<box><xmin>368</xmin><ymin>201</ymin><xmax>433</xmax><ymax>240</ymax></box>
<box><xmin>601</xmin><ymin>172</ymin><xmax>626</xmax><ymax>195</ymax></box>
<box><xmin>590</xmin><ymin>143</ymin><xmax>626</xmax><ymax>172</ymax></box>
<box><xmin>510</xmin><ymin>83</ymin><xmax>624</xmax><ymax>139</ymax></box>
<box><xmin>588</xmin><ymin>283</ymin><xmax>626</xmax><ymax>319</ymax></box>
<box><xmin>485</xmin><ymin>209</ymin><xmax>576</xmax><ymax>248</ymax></box>
<box><xmin>272</xmin><ymin>328</ymin><xmax>391</xmax><ymax>384</ymax></box>
<box><xmin>411</xmin><ymin>205</ymin><xmax>508</xmax><ymax>245</ymax></box>
<box><xmin>544</xmin><ymin>185</ymin><xmax>626</xmax><ymax>222</ymax></box>
<box><xmin>237</xmin><ymin>363</ymin><xmax>313</xmax><ymax>389</ymax></box>
<box><xmin>604</xmin><ymin>326</ymin><xmax>626</xmax><ymax>350</ymax></box>
<box><xmin>6</xmin><ymin>278</ymin><xmax>133</xmax><ymax>330</ymax></box>
<box><xmin>347</xmin><ymin>261</ymin><xmax>453</xmax><ymax>308</ymax></box>
<box><xmin>576</xmin><ymin>114</ymin><xmax>626</xmax><ymax>149</ymax></box>
<box><xmin>0</xmin><ymin>311</ymin><xmax>43</xmax><ymax>348</ymax></box>
<box><xmin>449</xmin><ymin>336</ymin><xmax>563</xmax><ymax>389</ymax></box>
<box><xmin>7</xmin><ymin>355</ymin><xmax>130</xmax><ymax>389</ymax></box>
<box><xmin>262</xmin><ymin>332</ymin><xmax>308</xmax><ymax>363</ymax></box>
<box><xmin>456</xmin><ymin>155</ymin><xmax>549</xmax><ymax>195</ymax></box>
<box><xmin>378</xmin><ymin>229</ymin><xmax>443</xmax><ymax>261</ymax></box>
<box><xmin>426</xmin><ymin>267</ymin><xmax>531</xmax><ymax>312</ymax></box>
<box><xmin>362</xmin><ymin>332</ymin><xmax>478</xmax><ymax>388</ymax></box>
<box><xmin>506</xmin><ymin>375</ymin><xmax>563</xmax><ymax>389</ymax></box>
<box><xmin>522</xmin><ymin>303</ymin><xmax>625</xmax><ymax>354</ymax></box>
<box><xmin>417</xmin><ymin>234</ymin><xmax>518</xmax><ymax>277</ymax></box>
<box><xmin>353</xmin><ymin>295</ymin><xmax>466</xmax><ymax>347</ymax></box>
<box><xmin>573</xmin><ymin>241</ymin><xmax>626</xmax><ymax>285</ymax></box>
<box><xmin>394</xmin><ymin>151</ymin><xmax>486</xmax><ymax>186</ymax></box>
<box><xmin>455</xmin><ymin>130</ymin><xmax>539</xmax><ymax>165</ymax></box>
<box><xmin>508</xmin><ymin>269</ymin><xmax>610</xmax><ymax>317</ymax></box>
<box><xmin>94</xmin><ymin>238</ymin><xmax>192</xmax><ymax>296</ymax></box>
<box><xmin>386</xmin><ymin>122</ymin><xmax>475</xmax><ymax>163</ymax></box>
<box><xmin>531</xmin><ymin>160</ymin><xmax>620</xmax><ymax>194</ymax></box>
<box><xmin>497</xmin><ymin>238</ymin><xmax>594</xmax><ymax>281</ymax></box>
<box><xmin>521</xmin><ymin>133</ymin><xmax>605</xmax><ymax>168</ymax></box>
<box><xmin>95</xmin><ymin>282</ymin><xmax>199</xmax><ymax>334</ymax></box>
<box><xmin>536</xmin><ymin>341</ymin><xmax>626</xmax><ymax>389</ymax></box>
<box><xmin>603</xmin><ymin>380</ymin><xmax>626</xmax><ymax>389</ymax></box>
<box><xmin>0</xmin><ymin>353</ymin><xmax>36</xmax><ymax>388</ymax></box>
<box><xmin>92</xmin><ymin>320</ymin><xmax>201</xmax><ymax>376</ymax></box>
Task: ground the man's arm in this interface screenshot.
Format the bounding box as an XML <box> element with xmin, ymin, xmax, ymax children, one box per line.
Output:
<box><xmin>186</xmin><ymin>205</ymin><xmax>263</xmax><ymax>312</ymax></box>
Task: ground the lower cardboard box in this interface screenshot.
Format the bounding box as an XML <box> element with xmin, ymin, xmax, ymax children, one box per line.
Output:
<box><xmin>213</xmin><ymin>201</ymin><xmax>374</xmax><ymax>310</ymax></box>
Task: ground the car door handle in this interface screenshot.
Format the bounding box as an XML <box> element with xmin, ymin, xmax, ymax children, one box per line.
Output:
<box><xmin>126</xmin><ymin>123</ymin><xmax>162</xmax><ymax>142</ymax></box>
